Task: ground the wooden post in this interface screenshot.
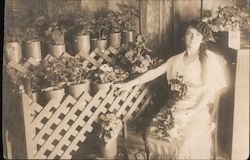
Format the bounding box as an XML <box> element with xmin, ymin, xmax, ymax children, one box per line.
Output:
<box><xmin>231</xmin><ymin>49</ymin><xmax>249</xmax><ymax>159</ymax></box>
<box><xmin>20</xmin><ymin>87</ymin><xmax>34</xmax><ymax>159</ymax></box>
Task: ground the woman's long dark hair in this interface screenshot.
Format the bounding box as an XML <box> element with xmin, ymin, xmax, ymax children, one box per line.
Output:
<box><xmin>186</xmin><ymin>20</ymin><xmax>212</xmax><ymax>84</ymax></box>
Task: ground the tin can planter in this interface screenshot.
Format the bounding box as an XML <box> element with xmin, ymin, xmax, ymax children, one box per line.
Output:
<box><xmin>24</xmin><ymin>41</ymin><xmax>42</xmax><ymax>62</ymax></box>
<box><xmin>44</xmin><ymin>87</ymin><xmax>65</xmax><ymax>102</ymax></box>
<box><xmin>49</xmin><ymin>44</ymin><xmax>65</xmax><ymax>59</ymax></box>
<box><xmin>99</xmin><ymin>138</ymin><xmax>117</xmax><ymax>159</ymax></box>
<box><xmin>66</xmin><ymin>81</ymin><xmax>90</xmax><ymax>99</ymax></box>
<box><xmin>213</xmin><ymin>31</ymin><xmax>241</xmax><ymax>50</ymax></box>
<box><xmin>122</xmin><ymin>30</ymin><xmax>136</xmax><ymax>43</ymax></box>
<box><xmin>73</xmin><ymin>35</ymin><xmax>90</xmax><ymax>55</ymax></box>
<box><xmin>4</xmin><ymin>42</ymin><xmax>23</xmax><ymax>63</ymax></box>
<box><xmin>91</xmin><ymin>38</ymin><xmax>108</xmax><ymax>53</ymax></box>
<box><xmin>110</xmin><ymin>32</ymin><xmax>121</xmax><ymax>49</ymax></box>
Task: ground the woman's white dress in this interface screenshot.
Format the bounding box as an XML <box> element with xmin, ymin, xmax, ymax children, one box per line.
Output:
<box><xmin>146</xmin><ymin>50</ymin><xmax>227</xmax><ymax>159</ymax></box>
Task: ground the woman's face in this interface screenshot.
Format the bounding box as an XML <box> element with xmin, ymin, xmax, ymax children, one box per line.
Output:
<box><xmin>184</xmin><ymin>27</ymin><xmax>203</xmax><ymax>50</ymax></box>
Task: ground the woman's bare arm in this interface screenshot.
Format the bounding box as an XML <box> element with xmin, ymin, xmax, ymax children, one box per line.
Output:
<box><xmin>114</xmin><ymin>60</ymin><xmax>170</xmax><ymax>89</ymax></box>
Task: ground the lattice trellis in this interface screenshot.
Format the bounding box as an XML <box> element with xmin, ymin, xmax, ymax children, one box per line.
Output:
<box><xmin>21</xmin><ymin>83</ymin><xmax>152</xmax><ymax>159</ymax></box>
<box><xmin>9</xmin><ymin>46</ymin><xmax>153</xmax><ymax>159</ymax></box>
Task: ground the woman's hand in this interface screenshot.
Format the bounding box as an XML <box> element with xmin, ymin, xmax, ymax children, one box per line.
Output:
<box><xmin>112</xmin><ymin>82</ymin><xmax>133</xmax><ymax>96</ymax></box>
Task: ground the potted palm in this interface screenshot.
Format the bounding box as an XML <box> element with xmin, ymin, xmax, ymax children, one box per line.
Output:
<box><xmin>117</xmin><ymin>4</ymin><xmax>140</xmax><ymax>43</ymax></box>
<box><xmin>90</xmin><ymin>10</ymin><xmax>111</xmax><ymax>52</ymax></box>
<box><xmin>97</xmin><ymin>113</ymin><xmax>123</xmax><ymax>159</ymax></box>
<box><xmin>45</xmin><ymin>22</ymin><xmax>66</xmax><ymax>58</ymax></box>
<box><xmin>72</xmin><ymin>11</ymin><xmax>93</xmax><ymax>56</ymax></box>
<box><xmin>208</xmin><ymin>5</ymin><xmax>242</xmax><ymax>49</ymax></box>
<box><xmin>4</xmin><ymin>15</ymin><xmax>23</xmax><ymax>64</ymax></box>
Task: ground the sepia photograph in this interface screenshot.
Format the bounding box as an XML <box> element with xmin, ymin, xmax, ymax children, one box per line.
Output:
<box><xmin>2</xmin><ymin>0</ymin><xmax>249</xmax><ymax>159</ymax></box>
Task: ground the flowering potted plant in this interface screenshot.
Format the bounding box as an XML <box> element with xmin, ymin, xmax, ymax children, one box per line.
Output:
<box><xmin>117</xmin><ymin>4</ymin><xmax>140</xmax><ymax>43</ymax></box>
<box><xmin>39</xmin><ymin>59</ymin><xmax>67</xmax><ymax>102</ymax></box>
<box><xmin>97</xmin><ymin>113</ymin><xmax>123</xmax><ymax>158</ymax></box>
<box><xmin>208</xmin><ymin>5</ymin><xmax>242</xmax><ymax>49</ymax></box>
<box><xmin>114</xmin><ymin>35</ymin><xmax>163</xmax><ymax>75</ymax></box>
<box><xmin>72</xmin><ymin>10</ymin><xmax>93</xmax><ymax>55</ymax></box>
<box><xmin>62</xmin><ymin>56</ymin><xmax>90</xmax><ymax>99</ymax></box>
<box><xmin>88</xmin><ymin>64</ymin><xmax>129</xmax><ymax>96</ymax></box>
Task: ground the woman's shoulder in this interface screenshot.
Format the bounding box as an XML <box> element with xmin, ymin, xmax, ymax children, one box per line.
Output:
<box><xmin>206</xmin><ymin>50</ymin><xmax>227</xmax><ymax>65</ymax></box>
<box><xmin>167</xmin><ymin>51</ymin><xmax>185</xmax><ymax>63</ymax></box>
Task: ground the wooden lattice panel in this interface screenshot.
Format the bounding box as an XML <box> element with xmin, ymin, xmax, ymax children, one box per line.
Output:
<box><xmin>21</xmin><ymin>83</ymin><xmax>153</xmax><ymax>159</ymax></box>
<box><xmin>14</xmin><ymin>46</ymin><xmax>153</xmax><ymax>159</ymax></box>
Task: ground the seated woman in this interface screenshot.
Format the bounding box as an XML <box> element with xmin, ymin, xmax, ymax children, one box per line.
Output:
<box><xmin>114</xmin><ymin>20</ymin><xmax>227</xmax><ymax>159</ymax></box>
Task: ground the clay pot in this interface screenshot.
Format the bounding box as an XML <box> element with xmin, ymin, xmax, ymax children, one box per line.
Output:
<box><xmin>91</xmin><ymin>38</ymin><xmax>108</xmax><ymax>52</ymax></box>
<box><xmin>122</xmin><ymin>30</ymin><xmax>136</xmax><ymax>43</ymax></box>
<box><xmin>49</xmin><ymin>44</ymin><xmax>65</xmax><ymax>58</ymax></box>
<box><xmin>66</xmin><ymin>82</ymin><xmax>90</xmax><ymax>99</ymax></box>
<box><xmin>4</xmin><ymin>42</ymin><xmax>23</xmax><ymax>63</ymax></box>
<box><xmin>110</xmin><ymin>32</ymin><xmax>121</xmax><ymax>49</ymax></box>
<box><xmin>24</xmin><ymin>41</ymin><xmax>42</xmax><ymax>62</ymax></box>
<box><xmin>73</xmin><ymin>34</ymin><xmax>90</xmax><ymax>55</ymax></box>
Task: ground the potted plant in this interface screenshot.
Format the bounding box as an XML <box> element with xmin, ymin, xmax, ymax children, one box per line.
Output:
<box><xmin>62</xmin><ymin>56</ymin><xmax>90</xmax><ymax>99</ymax></box>
<box><xmin>90</xmin><ymin>9</ymin><xmax>111</xmax><ymax>52</ymax></box>
<box><xmin>39</xmin><ymin>59</ymin><xmax>67</xmax><ymax>102</ymax></box>
<box><xmin>72</xmin><ymin>10</ymin><xmax>93</xmax><ymax>56</ymax></box>
<box><xmin>23</xmin><ymin>26</ymin><xmax>42</xmax><ymax>63</ymax></box>
<box><xmin>107</xmin><ymin>11</ymin><xmax>123</xmax><ymax>49</ymax></box>
<box><xmin>87</xmin><ymin>64</ymin><xmax>129</xmax><ymax>96</ymax></box>
<box><xmin>97</xmin><ymin>113</ymin><xmax>123</xmax><ymax>158</ymax></box>
<box><xmin>117</xmin><ymin>4</ymin><xmax>140</xmax><ymax>43</ymax></box>
<box><xmin>114</xmin><ymin>35</ymin><xmax>163</xmax><ymax>75</ymax></box>
<box><xmin>45</xmin><ymin>22</ymin><xmax>66</xmax><ymax>58</ymax></box>
<box><xmin>208</xmin><ymin>5</ymin><xmax>242</xmax><ymax>49</ymax></box>
<box><xmin>4</xmin><ymin>15</ymin><xmax>24</xmax><ymax>64</ymax></box>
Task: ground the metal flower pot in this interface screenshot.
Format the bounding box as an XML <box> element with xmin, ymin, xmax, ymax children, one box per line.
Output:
<box><xmin>44</xmin><ymin>87</ymin><xmax>65</xmax><ymax>102</ymax></box>
<box><xmin>99</xmin><ymin>138</ymin><xmax>117</xmax><ymax>159</ymax></box>
<box><xmin>4</xmin><ymin>42</ymin><xmax>23</xmax><ymax>63</ymax></box>
<box><xmin>67</xmin><ymin>82</ymin><xmax>90</xmax><ymax>99</ymax></box>
<box><xmin>91</xmin><ymin>38</ymin><xmax>108</xmax><ymax>53</ymax></box>
<box><xmin>49</xmin><ymin>44</ymin><xmax>65</xmax><ymax>59</ymax></box>
<box><xmin>110</xmin><ymin>32</ymin><xmax>121</xmax><ymax>49</ymax></box>
<box><xmin>24</xmin><ymin>41</ymin><xmax>42</xmax><ymax>62</ymax></box>
<box><xmin>122</xmin><ymin>30</ymin><xmax>136</xmax><ymax>43</ymax></box>
<box><xmin>73</xmin><ymin>34</ymin><xmax>90</xmax><ymax>55</ymax></box>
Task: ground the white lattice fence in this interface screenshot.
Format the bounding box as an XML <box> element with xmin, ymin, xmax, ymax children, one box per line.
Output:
<box><xmin>21</xmin><ymin>83</ymin><xmax>152</xmax><ymax>159</ymax></box>
<box><xmin>13</xmin><ymin>46</ymin><xmax>153</xmax><ymax>159</ymax></box>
